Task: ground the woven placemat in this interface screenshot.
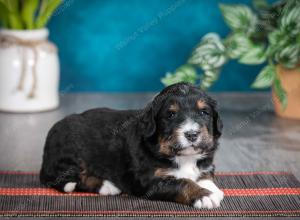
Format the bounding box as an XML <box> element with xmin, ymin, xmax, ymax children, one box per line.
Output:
<box><xmin>0</xmin><ymin>171</ymin><xmax>299</xmax><ymax>217</ymax></box>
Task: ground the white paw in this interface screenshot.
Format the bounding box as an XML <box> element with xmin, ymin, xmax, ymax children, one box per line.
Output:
<box><xmin>202</xmin><ymin>196</ymin><xmax>214</xmax><ymax>209</ymax></box>
<box><xmin>193</xmin><ymin>190</ymin><xmax>224</xmax><ymax>209</ymax></box>
<box><xmin>208</xmin><ymin>189</ymin><xmax>224</xmax><ymax>207</ymax></box>
<box><xmin>193</xmin><ymin>196</ymin><xmax>214</xmax><ymax>209</ymax></box>
<box><xmin>99</xmin><ymin>180</ymin><xmax>121</xmax><ymax>196</ymax></box>
<box><xmin>63</xmin><ymin>182</ymin><xmax>77</xmax><ymax>193</ymax></box>
<box><xmin>197</xmin><ymin>179</ymin><xmax>224</xmax><ymax>208</ymax></box>
<box><xmin>193</xmin><ymin>199</ymin><xmax>203</xmax><ymax>209</ymax></box>
<box><xmin>194</xmin><ymin>179</ymin><xmax>224</xmax><ymax>209</ymax></box>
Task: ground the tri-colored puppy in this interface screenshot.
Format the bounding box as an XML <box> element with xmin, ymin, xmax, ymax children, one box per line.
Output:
<box><xmin>40</xmin><ymin>82</ymin><xmax>224</xmax><ymax>209</ymax></box>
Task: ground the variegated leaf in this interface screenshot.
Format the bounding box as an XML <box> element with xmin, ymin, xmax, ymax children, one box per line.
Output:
<box><xmin>239</xmin><ymin>45</ymin><xmax>266</xmax><ymax>64</ymax></box>
<box><xmin>188</xmin><ymin>33</ymin><xmax>227</xmax><ymax>70</ymax></box>
<box><xmin>280</xmin><ymin>3</ymin><xmax>300</xmax><ymax>35</ymax></box>
<box><xmin>273</xmin><ymin>75</ymin><xmax>287</xmax><ymax>110</ymax></box>
<box><xmin>200</xmin><ymin>69</ymin><xmax>220</xmax><ymax>89</ymax></box>
<box><xmin>219</xmin><ymin>4</ymin><xmax>258</xmax><ymax>35</ymax></box>
<box><xmin>251</xmin><ymin>65</ymin><xmax>275</xmax><ymax>88</ymax></box>
<box><xmin>225</xmin><ymin>33</ymin><xmax>253</xmax><ymax>59</ymax></box>
<box><xmin>274</xmin><ymin>44</ymin><xmax>300</xmax><ymax>69</ymax></box>
<box><xmin>161</xmin><ymin>65</ymin><xmax>198</xmax><ymax>86</ymax></box>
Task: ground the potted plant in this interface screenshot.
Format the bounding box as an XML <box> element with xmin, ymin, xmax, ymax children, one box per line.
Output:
<box><xmin>0</xmin><ymin>0</ymin><xmax>62</xmax><ymax>112</ymax></box>
<box><xmin>162</xmin><ymin>0</ymin><xmax>300</xmax><ymax>119</ymax></box>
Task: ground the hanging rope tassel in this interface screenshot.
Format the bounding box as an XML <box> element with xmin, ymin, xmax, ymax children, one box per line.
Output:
<box><xmin>28</xmin><ymin>47</ymin><xmax>38</xmax><ymax>99</ymax></box>
<box><xmin>17</xmin><ymin>48</ymin><xmax>27</xmax><ymax>91</ymax></box>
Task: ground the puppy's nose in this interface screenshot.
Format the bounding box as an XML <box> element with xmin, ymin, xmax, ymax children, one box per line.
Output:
<box><xmin>184</xmin><ymin>131</ymin><xmax>199</xmax><ymax>142</ymax></box>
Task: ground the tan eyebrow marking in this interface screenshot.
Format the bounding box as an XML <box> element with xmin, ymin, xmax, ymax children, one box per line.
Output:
<box><xmin>197</xmin><ymin>100</ymin><xmax>207</xmax><ymax>109</ymax></box>
<box><xmin>169</xmin><ymin>103</ymin><xmax>179</xmax><ymax>112</ymax></box>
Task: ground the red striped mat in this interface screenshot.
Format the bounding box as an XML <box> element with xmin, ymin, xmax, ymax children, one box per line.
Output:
<box><xmin>0</xmin><ymin>171</ymin><xmax>299</xmax><ymax>217</ymax></box>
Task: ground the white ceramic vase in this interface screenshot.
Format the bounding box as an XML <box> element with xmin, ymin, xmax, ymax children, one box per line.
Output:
<box><xmin>0</xmin><ymin>28</ymin><xmax>59</xmax><ymax>112</ymax></box>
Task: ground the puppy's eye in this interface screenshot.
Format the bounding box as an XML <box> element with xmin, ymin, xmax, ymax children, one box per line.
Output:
<box><xmin>168</xmin><ymin>111</ymin><xmax>177</xmax><ymax>119</ymax></box>
<box><xmin>198</xmin><ymin>110</ymin><xmax>210</xmax><ymax>116</ymax></box>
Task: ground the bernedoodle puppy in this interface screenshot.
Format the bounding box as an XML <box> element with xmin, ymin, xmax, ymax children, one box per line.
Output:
<box><xmin>40</xmin><ymin>82</ymin><xmax>224</xmax><ymax>209</ymax></box>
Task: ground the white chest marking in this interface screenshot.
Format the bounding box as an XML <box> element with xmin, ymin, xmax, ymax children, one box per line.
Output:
<box><xmin>167</xmin><ymin>154</ymin><xmax>205</xmax><ymax>182</ymax></box>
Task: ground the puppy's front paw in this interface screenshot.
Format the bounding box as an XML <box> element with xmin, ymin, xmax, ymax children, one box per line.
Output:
<box><xmin>208</xmin><ymin>189</ymin><xmax>224</xmax><ymax>207</ymax></box>
<box><xmin>193</xmin><ymin>190</ymin><xmax>223</xmax><ymax>209</ymax></box>
<box><xmin>194</xmin><ymin>196</ymin><xmax>213</xmax><ymax>209</ymax></box>
<box><xmin>194</xmin><ymin>179</ymin><xmax>224</xmax><ymax>209</ymax></box>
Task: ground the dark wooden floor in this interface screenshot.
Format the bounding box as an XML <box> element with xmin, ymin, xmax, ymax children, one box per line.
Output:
<box><xmin>0</xmin><ymin>92</ymin><xmax>299</xmax><ymax>219</ymax></box>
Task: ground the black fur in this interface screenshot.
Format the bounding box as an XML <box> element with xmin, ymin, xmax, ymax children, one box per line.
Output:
<box><xmin>40</xmin><ymin>82</ymin><xmax>223</xmax><ymax>206</ymax></box>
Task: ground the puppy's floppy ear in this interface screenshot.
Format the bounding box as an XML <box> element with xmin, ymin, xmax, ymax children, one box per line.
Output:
<box><xmin>140</xmin><ymin>104</ymin><xmax>156</xmax><ymax>138</ymax></box>
<box><xmin>213</xmin><ymin>109</ymin><xmax>223</xmax><ymax>139</ymax></box>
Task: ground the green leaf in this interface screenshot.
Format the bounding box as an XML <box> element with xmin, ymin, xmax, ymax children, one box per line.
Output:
<box><xmin>188</xmin><ymin>33</ymin><xmax>227</xmax><ymax>70</ymax></box>
<box><xmin>161</xmin><ymin>65</ymin><xmax>198</xmax><ymax>86</ymax></box>
<box><xmin>266</xmin><ymin>30</ymin><xmax>291</xmax><ymax>59</ymax></box>
<box><xmin>251</xmin><ymin>65</ymin><xmax>275</xmax><ymax>88</ymax></box>
<box><xmin>225</xmin><ymin>33</ymin><xmax>253</xmax><ymax>59</ymax></box>
<box><xmin>239</xmin><ymin>45</ymin><xmax>266</xmax><ymax>64</ymax></box>
<box><xmin>280</xmin><ymin>2</ymin><xmax>300</xmax><ymax>35</ymax></box>
<box><xmin>273</xmin><ymin>75</ymin><xmax>287</xmax><ymax>110</ymax></box>
<box><xmin>200</xmin><ymin>69</ymin><xmax>220</xmax><ymax>90</ymax></box>
<box><xmin>274</xmin><ymin>44</ymin><xmax>300</xmax><ymax>69</ymax></box>
<box><xmin>0</xmin><ymin>2</ymin><xmax>9</xmax><ymax>27</ymax></box>
<box><xmin>268</xmin><ymin>30</ymin><xmax>288</xmax><ymax>47</ymax></box>
<box><xmin>0</xmin><ymin>0</ymin><xmax>23</xmax><ymax>29</ymax></box>
<box><xmin>252</xmin><ymin>0</ymin><xmax>269</xmax><ymax>10</ymax></box>
<box><xmin>219</xmin><ymin>4</ymin><xmax>257</xmax><ymax>35</ymax></box>
<box><xmin>35</xmin><ymin>0</ymin><xmax>62</xmax><ymax>28</ymax></box>
<box><xmin>8</xmin><ymin>15</ymin><xmax>23</xmax><ymax>29</ymax></box>
<box><xmin>1</xmin><ymin>0</ymin><xmax>18</xmax><ymax>12</ymax></box>
<box><xmin>21</xmin><ymin>0</ymin><xmax>39</xmax><ymax>29</ymax></box>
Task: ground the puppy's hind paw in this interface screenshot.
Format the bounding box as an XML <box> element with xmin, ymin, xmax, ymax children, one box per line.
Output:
<box><xmin>63</xmin><ymin>182</ymin><xmax>77</xmax><ymax>193</ymax></box>
<box><xmin>99</xmin><ymin>180</ymin><xmax>121</xmax><ymax>196</ymax></box>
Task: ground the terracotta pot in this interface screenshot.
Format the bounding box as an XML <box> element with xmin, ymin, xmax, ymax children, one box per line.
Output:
<box><xmin>272</xmin><ymin>65</ymin><xmax>300</xmax><ymax>120</ymax></box>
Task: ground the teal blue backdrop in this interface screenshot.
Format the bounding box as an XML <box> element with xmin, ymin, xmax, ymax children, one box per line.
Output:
<box><xmin>48</xmin><ymin>0</ymin><xmax>265</xmax><ymax>92</ymax></box>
